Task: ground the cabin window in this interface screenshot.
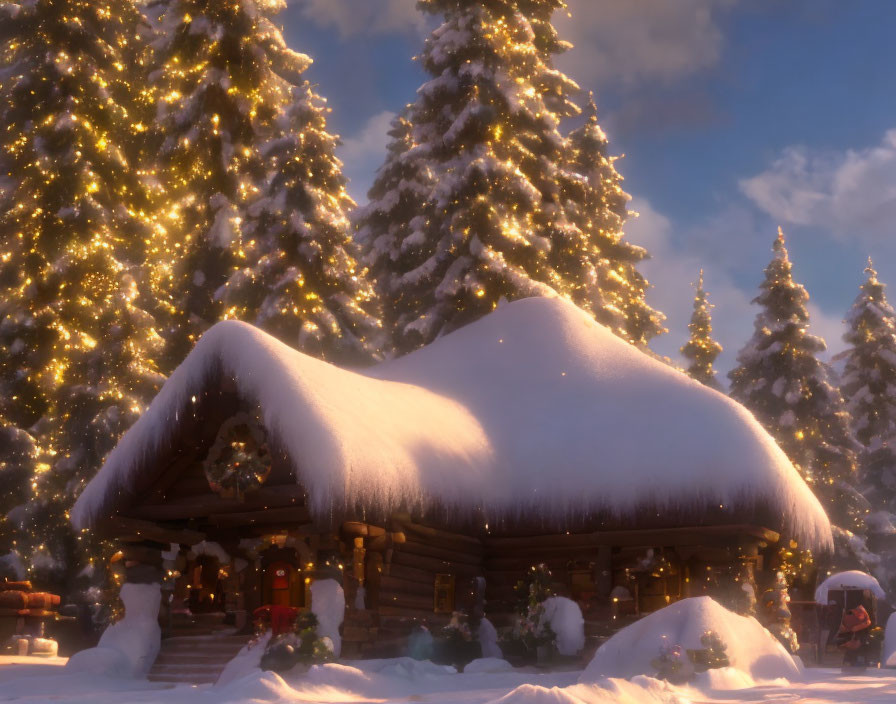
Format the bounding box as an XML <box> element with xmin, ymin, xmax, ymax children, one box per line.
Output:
<box><xmin>434</xmin><ymin>574</ymin><xmax>455</xmax><ymax>613</ymax></box>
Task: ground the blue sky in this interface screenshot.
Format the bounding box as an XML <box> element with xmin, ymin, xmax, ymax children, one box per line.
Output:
<box><xmin>280</xmin><ymin>0</ymin><xmax>896</xmax><ymax>377</ymax></box>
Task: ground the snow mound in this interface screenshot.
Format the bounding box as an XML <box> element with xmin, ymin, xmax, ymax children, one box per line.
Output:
<box><xmin>213</xmin><ymin>669</ymin><xmax>296</xmax><ymax>702</ymax></box>
<box><xmin>883</xmin><ymin>613</ymin><xmax>896</xmax><ymax>667</ymax></box>
<box><xmin>581</xmin><ymin>597</ymin><xmax>802</xmax><ymax>684</ymax></box>
<box><xmin>216</xmin><ymin>633</ymin><xmax>270</xmax><ymax>686</ymax></box>
<box><xmin>72</xmin><ymin>297</ymin><xmax>831</xmax><ymax>551</ymax></box>
<box><xmin>464</xmin><ymin>657</ymin><xmax>514</xmax><ymax>674</ymax></box>
<box><xmin>66</xmin><ymin>582</ymin><xmax>161</xmax><ymax>678</ymax></box>
<box><xmin>815</xmin><ymin>570</ymin><xmax>886</xmax><ymax>603</ymax></box>
<box><xmin>310</xmin><ymin>579</ymin><xmax>345</xmax><ymax>657</ymax></box>
<box><xmin>353</xmin><ymin>656</ymin><xmax>457</xmax><ymax>679</ymax></box>
<box><xmin>490</xmin><ymin>677</ymin><xmax>685</xmax><ymax>704</ymax></box>
<box><xmin>540</xmin><ymin>596</ymin><xmax>585</xmax><ymax>656</ymax></box>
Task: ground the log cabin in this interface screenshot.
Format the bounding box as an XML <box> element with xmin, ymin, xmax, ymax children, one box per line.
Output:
<box><xmin>70</xmin><ymin>296</ymin><xmax>832</xmax><ymax>661</ymax></box>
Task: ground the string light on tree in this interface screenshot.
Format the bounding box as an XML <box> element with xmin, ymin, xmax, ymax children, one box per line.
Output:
<box><xmin>148</xmin><ymin>0</ymin><xmax>380</xmax><ymax>367</ymax></box>
<box><xmin>0</xmin><ymin>0</ymin><xmax>164</xmax><ymax>591</ymax></box>
<box><xmin>681</xmin><ymin>270</ymin><xmax>722</xmax><ymax>389</ymax></box>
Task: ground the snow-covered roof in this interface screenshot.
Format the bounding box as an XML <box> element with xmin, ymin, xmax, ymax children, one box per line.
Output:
<box><xmin>71</xmin><ymin>297</ymin><xmax>832</xmax><ymax>551</ymax></box>
<box><xmin>815</xmin><ymin>571</ymin><xmax>886</xmax><ymax>604</ymax></box>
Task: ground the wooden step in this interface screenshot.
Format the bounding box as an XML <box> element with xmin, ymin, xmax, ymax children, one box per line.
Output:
<box><xmin>148</xmin><ymin>630</ymin><xmax>252</xmax><ymax>685</ymax></box>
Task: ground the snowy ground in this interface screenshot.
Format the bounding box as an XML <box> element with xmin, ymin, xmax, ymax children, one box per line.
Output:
<box><xmin>2</xmin><ymin>656</ymin><xmax>896</xmax><ymax>704</ymax></box>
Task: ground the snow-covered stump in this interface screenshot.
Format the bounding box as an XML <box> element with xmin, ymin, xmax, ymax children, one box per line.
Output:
<box><xmin>66</xmin><ymin>548</ymin><xmax>164</xmax><ymax>679</ymax></box>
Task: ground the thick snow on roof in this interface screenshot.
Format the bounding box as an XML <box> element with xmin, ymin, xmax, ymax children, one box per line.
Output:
<box><xmin>71</xmin><ymin>297</ymin><xmax>832</xmax><ymax>550</ymax></box>
<box><xmin>815</xmin><ymin>570</ymin><xmax>886</xmax><ymax>604</ymax></box>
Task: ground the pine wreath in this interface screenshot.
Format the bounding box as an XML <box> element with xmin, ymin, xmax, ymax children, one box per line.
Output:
<box><xmin>204</xmin><ymin>413</ymin><xmax>271</xmax><ymax>499</ymax></box>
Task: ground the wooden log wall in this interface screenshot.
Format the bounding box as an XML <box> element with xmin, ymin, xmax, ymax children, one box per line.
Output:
<box><xmin>480</xmin><ymin>534</ymin><xmax>613</xmax><ymax>628</ymax></box>
<box><xmin>358</xmin><ymin>514</ymin><xmax>486</xmax><ymax>656</ymax></box>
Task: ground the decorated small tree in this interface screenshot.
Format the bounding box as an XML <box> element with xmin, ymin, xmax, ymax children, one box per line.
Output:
<box><xmin>688</xmin><ymin>630</ymin><xmax>730</xmax><ymax>673</ymax></box>
<box><xmin>651</xmin><ymin>638</ymin><xmax>690</xmax><ymax>684</ymax></box>
<box><xmin>759</xmin><ymin>571</ymin><xmax>799</xmax><ymax>653</ymax></box>
<box><xmin>501</xmin><ymin>564</ymin><xmax>556</xmax><ymax>660</ymax></box>
<box><xmin>681</xmin><ymin>270</ymin><xmax>722</xmax><ymax>388</ymax></box>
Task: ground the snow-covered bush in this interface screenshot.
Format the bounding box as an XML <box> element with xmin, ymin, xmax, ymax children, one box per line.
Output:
<box><xmin>582</xmin><ymin>597</ymin><xmax>802</xmax><ymax>685</ymax></box>
<box><xmin>259</xmin><ymin>611</ymin><xmax>335</xmax><ymax>674</ymax></box>
<box><xmin>432</xmin><ymin>611</ymin><xmax>481</xmax><ymax>669</ymax></box>
<box><xmin>539</xmin><ymin>596</ymin><xmax>584</xmax><ymax>657</ymax></box>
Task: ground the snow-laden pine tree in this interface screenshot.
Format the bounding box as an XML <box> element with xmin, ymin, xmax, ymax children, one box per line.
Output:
<box><xmin>840</xmin><ymin>260</ymin><xmax>896</xmax><ymax>512</ymax></box>
<box><xmin>0</xmin><ymin>418</ymin><xmax>35</xmax><ymax>577</ymax></box>
<box><xmin>681</xmin><ymin>270</ymin><xmax>722</xmax><ymax>389</ymax></box>
<box><xmin>220</xmin><ymin>78</ymin><xmax>381</xmax><ymax>363</ymax></box>
<box><xmin>562</xmin><ymin>95</ymin><xmax>663</xmax><ymax>346</ymax></box>
<box><xmin>360</xmin><ymin>2</ymin><xmax>662</xmax><ymax>352</ymax></box>
<box><xmin>356</xmin><ymin>110</ymin><xmax>435</xmax><ymax>355</ymax></box>
<box><xmin>380</xmin><ymin>0</ymin><xmax>586</xmax><ymax>348</ymax></box>
<box><xmin>729</xmin><ymin>228</ymin><xmax>864</xmax><ymax>535</ymax></box>
<box><xmin>0</xmin><ymin>0</ymin><xmax>164</xmax><ymax>586</ymax></box>
<box><xmin>149</xmin><ymin>0</ymin><xmax>378</xmax><ymax>366</ymax></box>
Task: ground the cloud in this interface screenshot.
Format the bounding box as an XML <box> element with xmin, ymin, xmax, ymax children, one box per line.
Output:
<box><xmin>293</xmin><ymin>0</ymin><xmax>734</xmax><ymax>87</ymax></box>
<box><xmin>806</xmin><ymin>301</ymin><xmax>846</xmax><ymax>362</ymax></box>
<box><xmin>337</xmin><ymin>110</ymin><xmax>396</xmax><ymax>203</ymax></box>
<box><xmin>626</xmin><ymin>197</ymin><xmax>844</xmax><ymax>381</ymax></box>
<box><xmin>556</xmin><ymin>0</ymin><xmax>736</xmax><ymax>88</ymax></box>
<box><xmin>627</xmin><ymin>197</ymin><xmax>754</xmax><ymax>379</ymax></box>
<box><xmin>740</xmin><ymin>129</ymin><xmax>896</xmax><ymax>246</ymax></box>
<box><xmin>290</xmin><ymin>0</ymin><xmax>423</xmax><ymax>37</ymax></box>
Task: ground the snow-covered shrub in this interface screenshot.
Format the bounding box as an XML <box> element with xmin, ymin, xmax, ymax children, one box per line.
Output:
<box><xmin>259</xmin><ymin>611</ymin><xmax>335</xmax><ymax>674</ymax></box>
<box><xmin>650</xmin><ymin>640</ymin><xmax>691</xmax><ymax>685</ymax></box>
<box><xmin>432</xmin><ymin>611</ymin><xmax>481</xmax><ymax>669</ymax></box>
<box><xmin>539</xmin><ymin>596</ymin><xmax>584</xmax><ymax>657</ymax></box>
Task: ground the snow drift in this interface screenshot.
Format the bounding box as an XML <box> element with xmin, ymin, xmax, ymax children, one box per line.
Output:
<box><xmin>581</xmin><ymin>596</ymin><xmax>802</xmax><ymax>684</ymax></box>
<box><xmin>71</xmin><ymin>296</ymin><xmax>831</xmax><ymax>550</ymax></box>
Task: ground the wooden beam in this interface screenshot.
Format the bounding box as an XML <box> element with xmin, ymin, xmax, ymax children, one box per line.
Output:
<box><xmin>398</xmin><ymin>538</ymin><xmax>481</xmax><ymax>566</ymax></box>
<box><xmin>99</xmin><ymin>516</ymin><xmax>205</xmax><ymax>546</ymax></box>
<box><xmin>123</xmin><ymin>485</ymin><xmax>308</xmax><ymax>522</ymax></box>
<box><xmin>206</xmin><ymin>505</ymin><xmax>311</xmax><ymax>527</ymax></box>
<box><xmin>482</xmin><ymin>524</ymin><xmax>779</xmax><ymax>551</ymax></box>
<box><xmin>395</xmin><ymin>520</ymin><xmax>484</xmax><ymax>552</ymax></box>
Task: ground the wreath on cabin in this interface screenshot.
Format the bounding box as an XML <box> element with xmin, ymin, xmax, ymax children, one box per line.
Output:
<box><xmin>203</xmin><ymin>412</ymin><xmax>271</xmax><ymax>499</ymax></box>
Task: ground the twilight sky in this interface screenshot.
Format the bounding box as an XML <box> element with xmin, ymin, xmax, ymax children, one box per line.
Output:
<box><xmin>279</xmin><ymin>0</ymin><xmax>896</xmax><ymax>378</ymax></box>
